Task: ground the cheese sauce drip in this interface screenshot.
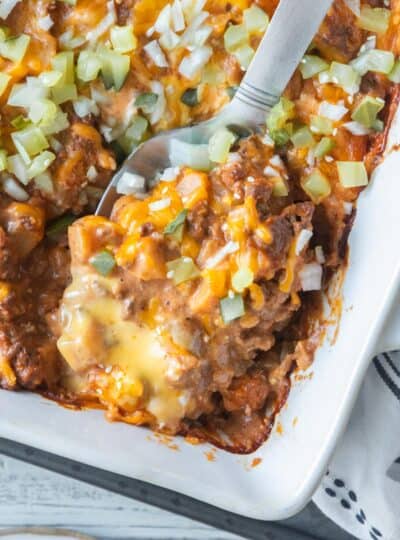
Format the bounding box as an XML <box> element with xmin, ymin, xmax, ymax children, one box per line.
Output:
<box><xmin>59</xmin><ymin>272</ymin><xmax>188</xmax><ymax>427</ymax></box>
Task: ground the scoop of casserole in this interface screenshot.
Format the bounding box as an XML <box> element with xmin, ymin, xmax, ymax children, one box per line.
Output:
<box><xmin>58</xmin><ymin>135</ymin><xmax>340</xmax><ymax>444</ymax></box>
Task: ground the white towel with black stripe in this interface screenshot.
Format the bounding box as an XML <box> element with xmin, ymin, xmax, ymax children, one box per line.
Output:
<box><xmin>313</xmin><ymin>351</ymin><xmax>400</xmax><ymax>540</ymax></box>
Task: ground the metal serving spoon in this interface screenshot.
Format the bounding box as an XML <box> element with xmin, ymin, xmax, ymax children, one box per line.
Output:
<box><xmin>97</xmin><ymin>0</ymin><xmax>333</xmax><ymax>216</ymax></box>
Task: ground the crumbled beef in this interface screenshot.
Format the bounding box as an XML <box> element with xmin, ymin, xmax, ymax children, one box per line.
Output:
<box><xmin>187</xmin><ymin>201</ymin><xmax>209</xmax><ymax>240</ymax></box>
<box><xmin>263</xmin><ymin>216</ymin><xmax>292</xmax><ymax>268</ymax></box>
<box><xmin>245</xmin><ymin>176</ymin><xmax>273</xmax><ymax>220</ymax></box>
<box><xmin>115</xmin><ymin>0</ymin><xmax>134</xmax><ymax>24</ymax></box>
<box><xmin>314</xmin><ymin>0</ymin><xmax>365</xmax><ymax>62</ymax></box>
<box><xmin>222</xmin><ymin>370</ymin><xmax>270</xmax><ymax>412</ymax></box>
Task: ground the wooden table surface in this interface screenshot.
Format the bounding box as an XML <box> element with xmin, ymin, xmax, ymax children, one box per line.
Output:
<box><xmin>0</xmin><ymin>455</ymin><xmax>241</xmax><ymax>539</ymax></box>
<box><xmin>0</xmin><ymin>454</ymin><xmax>356</xmax><ymax>540</ymax></box>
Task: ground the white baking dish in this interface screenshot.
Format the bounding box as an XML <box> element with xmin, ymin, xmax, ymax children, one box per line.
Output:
<box><xmin>0</xmin><ymin>109</ymin><xmax>399</xmax><ymax>522</ymax></box>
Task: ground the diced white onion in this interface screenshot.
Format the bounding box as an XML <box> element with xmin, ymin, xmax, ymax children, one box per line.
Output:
<box><xmin>171</xmin><ymin>0</ymin><xmax>185</xmax><ymax>32</ymax></box>
<box><xmin>121</xmin><ymin>96</ymin><xmax>138</xmax><ymax>128</ymax></box>
<box><xmin>263</xmin><ymin>165</ymin><xmax>278</xmax><ymax>176</ymax></box>
<box><xmin>306</xmin><ymin>148</ymin><xmax>316</xmax><ymax>167</ymax></box>
<box><xmin>227</xmin><ymin>152</ymin><xmax>241</xmax><ymax>163</ymax></box>
<box><xmin>159</xmin><ymin>29</ymin><xmax>180</xmax><ymax>51</ymax></box>
<box><xmin>299</xmin><ymin>263</ymin><xmax>323</xmax><ymax>291</ymax></box>
<box><xmin>59</xmin><ymin>29</ymin><xmax>86</xmax><ymax>49</ymax></box>
<box><xmin>179</xmin><ymin>11</ymin><xmax>209</xmax><ymax>47</ymax></box>
<box><xmin>149</xmin><ymin>197</ymin><xmax>171</xmax><ymax>211</ymax></box>
<box><xmin>178</xmin><ymin>392</ymin><xmax>190</xmax><ymax>407</ymax></box>
<box><xmin>148</xmin><ymin>80</ymin><xmax>166</xmax><ymax>125</ymax></box>
<box><xmin>100</xmin><ymin>124</ymin><xmax>114</xmax><ymax>142</ymax></box>
<box><xmin>318</xmin><ymin>71</ymin><xmax>331</xmax><ymax>85</ymax></box>
<box><xmin>37</xmin><ymin>15</ymin><xmax>53</xmax><ymax>31</ymax></box>
<box><xmin>0</xmin><ymin>0</ymin><xmax>20</xmax><ymax>19</ymax></box>
<box><xmin>87</xmin><ymin>0</ymin><xmax>116</xmax><ymax>43</ymax></box>
<box><xmin>205</xmin><ymin>241</ymin><xmax>239</xmax><ymax>269</ymax></box>
<box><xmin>2</xmin><ymin>176</ymin><xmax>28</xmax><ymax>201</ymax></box>
<box><xmin>87</xmin><ymin>165</ymin><xmax>98</xmax><ymax>181</ymax></box>
<box><xmin>181</xmin><ymin>0</ymin><xmax>206</xmax><ymax>21</ymax></box>
<box><xmin>191</xmin><ymin>24</ymin><xmax>212</xmax><ymax>47</ymax></box>
<box><xmin>154</xmin><ymin>4</ymin><xmax>172</xmax><ymax>34</ymax></box>
<box><xmin>146</xmin><ymin>26</ymin><xmax>155</xmax><ymax>38</ymax></box>
<box><xmin>359</xmin><ymin>35</ymin><xmax>377</xmax><ymax>54</ymax></box>
<box><xmin>160</xmin><ymin>166</ymin><xmax>180</xmax><ymax>182</ymax></box>
<box><xmin>72</xmin><ymin>96</ymin><xmax>100</xmax><ymax>118</ymax></box>
<box><xmin>116</xmin><ymin>171</ymin><xmax>146</xmax><ymax>195</ymax></box>
<box><xmin>270</xmin><ymin>154</ymin><xmax>284</xmax><ymax>168</ymax></box>
<box><xmin>295</xmin><ymin>229</ymin><xmax>313</xmax><ymax>255</ymax></box>
<box><xmin>343</xmin><ymin>121</ymin><xmax>371</xmax><ymax>136</ymax></box>
<box><xmin>194</xmin><ymin>0</ymin><xmax>207</xmax><ymax>13</ymax></box>
<box><xmin>90</xmin><ymin>86</ymin><xmax>110</xmax><ymax>105</ymax></box>
<box><xmin>319</xmin><ymin>101</ymin><xmax>348</xmax><ymax>121</ymax></box>
<box><xmin>178</xmin><ymin>45</ymin><xmax>212</xmax><ymax>79</ymax></box>
<box><xmin>262</xmin><ymin>133</ymin><xmax>275</xmax><ymax>147</ymax></box>
<box><xmin>144</xmin><ymin>40</ymin><xmax>168</xmax><ymax>68</ymax></box>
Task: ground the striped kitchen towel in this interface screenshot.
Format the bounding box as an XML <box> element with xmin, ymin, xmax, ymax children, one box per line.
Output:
<box><xmin>313</xmin><ymin>351</ymin><xmax>400</xmax><ymax>540</ymax></box>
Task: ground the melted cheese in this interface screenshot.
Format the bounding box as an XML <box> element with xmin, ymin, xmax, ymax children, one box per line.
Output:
<box><xmin>58</xmin><ymin>273</ymin><xmax>186</xmax><ymax>427</ymax></box>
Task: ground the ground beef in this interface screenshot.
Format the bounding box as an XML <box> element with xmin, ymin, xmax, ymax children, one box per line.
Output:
<box><xmin>48</xmin><ymin>122</ymin><xmax>115</xmax><ymax>216</ymax></box>
<box><xmin>221</xmin><ymin>370</ymin><xmax>270</xmax><ymax>412</ymax></box>
<box><xmin>0</xmin><ymin>227</ymin><xmax>19</xmax><ymax>280</ymax></box>
<box><xmin>0</xmin><ymin>237</ymin><xmax>70</xmax><ymax>391</ymax></box>
<box><xmin>263</xmin><ymin>216</ymin><xmax>292</xmax><ymax>267</ymax></box>
<box><xmin>0</xmin><ymin>322</ymin><xmax>60</xmax><ymax>390</ymax></box>
<box><xmin>187</xmin><ymin>201</ymin><xmax>210</xmax><ymax>240</ymax></box>
<box><xmin>115</xmin><ymin>0</ymin><xmax>134</xmax><ymax>24</ymax></box>
<box><xmin>314</xmin><ymin>0</ymin><xmax>366</xmax><ymax>62</ymax></box>
<box><xmin>245</xmin><ymin>177</ymin><xmax>273</xmax><ymax>220</ymax></box>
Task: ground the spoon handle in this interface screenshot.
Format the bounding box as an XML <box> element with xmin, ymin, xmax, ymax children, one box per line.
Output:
<box><xmin>231</xmin><ymin>0</ymin><xmax>333</xmax><ymax>124</ymax></box>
